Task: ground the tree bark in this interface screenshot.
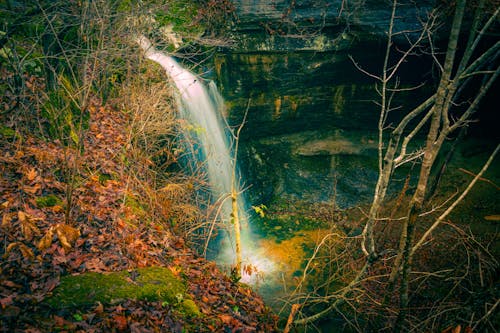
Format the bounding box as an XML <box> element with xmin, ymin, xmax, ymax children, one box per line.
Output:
<box><xmin>393</xmin><ymin>1</ymin><xmax>467</xmax><ymax>330</ymax></box>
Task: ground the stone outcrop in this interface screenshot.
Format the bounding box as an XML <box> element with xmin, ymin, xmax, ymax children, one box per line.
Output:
<box><xmin>230</xmin><ymin>0</ymin><xmax>436</xmax><ymax>52</ymax></box>
<box><xmin>212</xmin><ymin>0</ymin><xmax>437</xmax><ymax>205</ymax></box>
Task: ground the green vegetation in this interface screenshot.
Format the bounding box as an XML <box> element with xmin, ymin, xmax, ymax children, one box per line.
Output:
<box><xmin>35</xmin><ymin>194</ymin><xmax>62</xmax><ymax>208</ymax></box>
<box><xmin>253</xmin><ymin>198</ymin><xmax>336</xmax><ymax>241</ymax></box>
<box><xmin>46</xmin><ymin>267</ymin><xmax>200</xmax><ymax>317</ymax></box>
<box><xmin>155</xmin><ymin>1</ymin><xmax>201</xmax><ymax>35</ymax></box>
<box><xmin>0</xmin><ymin>125</ymin><xmax>16</xmax><ymax>139</ymax></box>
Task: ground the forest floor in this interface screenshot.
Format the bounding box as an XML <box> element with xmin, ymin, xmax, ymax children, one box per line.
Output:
<box><xmin>0</xmin><ymin>93</ymin><xmax>278</xmax><ymax>332</ymax></box>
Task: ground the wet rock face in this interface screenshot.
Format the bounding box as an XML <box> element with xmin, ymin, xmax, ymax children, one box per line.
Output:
<box><xmin>213</xmin><ymin>1</ymin><xmax>436</xmax><ymax>206</ymax></box>
<box><xmin>231</xmin><ymin>0</ymin><xmax>436</xmax><ymax>52</ymax></box>
<box><xmin>239</xmin><ymin>130</ymin><xmax>382</xmax><ymax>207</ymax></box>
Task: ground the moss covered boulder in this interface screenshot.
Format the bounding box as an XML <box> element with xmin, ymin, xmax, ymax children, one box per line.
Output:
<box><xmin>46</xmin><ymin>267</ymin><xmax>200</xmax><ymax>317</ymax></box>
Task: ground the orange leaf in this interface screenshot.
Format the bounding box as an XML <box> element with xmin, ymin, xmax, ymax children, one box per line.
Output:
<box><xmin>113</xmin><ymin>314</ymin><xmax>128</xmax><ymax>331</ymax></box>
<box><xmin>51</xmin><ymin>205</ymin><xmax>63</xmax><ymax>213</ymax></box>
<box><xmin>219</xmin><ymin>314</ymin><xmax>233</xmax><ymax>325</ymax></box>
<box><xmin>94</xmin><ymin>302</ymin><xmax>104</xmax><ymax>314</ymax></box>
<box><xmin>55</xmin><ymin>224</ymin><xmax>80</xmax><ymax>251</ymax></box>
<box><xmin>18</xmin><ymin>243</ymin><xmax>34</xmax><ymax>259</ymax></box>
<box><xmin>18</xmin><ymin>211</ymin><xmax>40</xmax><ymax>240</ymax></box>
<box><xmin>0</xmin><ymin>201</ymin><xmax>9</xmax><ymax>210</ymax></box>
<box><xmin>168</xmin><ymin>266</ymin><xmax>182</xmax><ymax>277</ymax></box>
<box><xmin>37</xmin><ymin>228</ymin><xmax>54</xmax><ymax>251</ymax></box>
<box><xmin>2</xmin><ymin>212</ymin><xmax>13</xmax><ymax>228</ymax></box>
<box><xmin>4</xmin><ymin>242</ymin><xmax>19</xmax><ymax>257</ymax></box>
<box><xmin>23</xmin><ymin>183</ymin><xmax>41</xmax><ymax>195</ymax></box>
<box><xmin>4</xmin><ymin>242</ymin><xmax>34</xmax><ymax>260</ymax></box>
<box><xmin>26</xmin><ymin>168</ymin><xmax>37</xmax><ymax>181</ymax></box>
<box><xmin>18</xmin><ymin>211</ymin><xmax>27</xmax><ymax>223</ymax></box>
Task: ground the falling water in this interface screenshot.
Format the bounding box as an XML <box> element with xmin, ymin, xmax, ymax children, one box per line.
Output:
<box><xmin>137</xmin><ymin>36</ymin><xmax>233</xmax><ymax>217</ymax></box>
<box><xmin>137</xmin><ymin>36</ymin><xmax>276</xmax><ymax>283</ymax></box>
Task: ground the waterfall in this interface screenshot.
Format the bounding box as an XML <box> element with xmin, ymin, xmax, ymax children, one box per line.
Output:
<box><xmin>137</xmin><ymin>36</ymin><xmax>234</xmax><ymax>219</ymax></box>
<box><xmin>137</xmin><ymin>36</ymin><xmax>275</xmax><ymax>284</ymax></box>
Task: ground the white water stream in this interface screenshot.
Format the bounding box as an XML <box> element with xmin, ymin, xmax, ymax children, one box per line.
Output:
<box><xmin>137</xmin><ymin>36</ymin><xmax>275</xmax><ymax>283</ymax></box>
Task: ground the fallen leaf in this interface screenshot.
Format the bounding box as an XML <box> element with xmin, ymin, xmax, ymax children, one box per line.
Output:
<box><xmin>168</xmin><ymin>266</ymin><xmax>182</xmax><ymax>277</ymax></box>
<box><xmin>0</xmin><ymin>201</ymin><xmax>9</xmax><ymax>210</ymax></box>
<box><xmin>53</xmin><ymin>315</ymin><xmax>65</xmax><ymax>327</ymax></box>
<box><xmin>219</xmin><ymin>314</ymin><xmax>233</xmax><ymax>325</ymax></box>
<box><xmin>2</xmin><ymin>212</ymin><xmax>13</xmax><ymax>228</ymax></box>
<box><xmin>55</xmin><ymin>224</ymin><xmax>80</xmax><ymax>251</ymax></box>
<box><xmin>94</xmin><ymin>301</ymin><xmax>104</xmax><ymax>313</ymax></box>
<box><xmin>1</xmin><ymin>280</ymin><xmax>21</xmax><ymax>288</ymax></box>
<box><xmin>26</xmin><ymin>168</ymin><xmax>37</xmax><ymax>181</ymax></box>
<box><xmin>113</xmin><ymin>314</ymin><xmax>128</xmax><ymax>331</ymax></box>
<box><xmin>18</xmin><ymin>243</ymin><xmax>35</xmax><ymax>260</ymax></box>
<box><xmin>37</xmin><ymin>228</ymin><xmax>54</xmax><ymax>251</ymax></box>
<box><xmin>0</xmin><ymin>294</ymin><xmax>15</xmax><ymax>308</ymax></box>
<box><xmin>51</xmin><ymin>205</ymin><xmax>63</xmax><ymax>213</ymax></box>
<box><xmin>23</xmin><ymin>183</ymin><xmax>41</xmax><ymax>195</ymax></box>
<box><xmin>18</xmin><ymin>211</ymin><xmax>40</xmax><ymax>240</ymax></box>
<box><xmin>4</xmin><ymin>242</ymin><xmax>34</xmax><ymax>260</ymax></box>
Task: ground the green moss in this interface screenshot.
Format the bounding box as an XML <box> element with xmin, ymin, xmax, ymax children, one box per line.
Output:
<box><xmin>35</xmin><ymin>194</ymin><xmax>62</xmax><ymax>208</ymax></box>
<box><xmin>98</xmin><ymin>173</ymin><xmax>113</xmax><ymax>184</ymax></box>
<box><xmin>46</xmin><ymin>267</ymin><xmax>199</xmax><ymax>316</ymax></box>
<box><xmin>0</xmin><ymin>125</ymin><xmax>16</xmax><ymax>139</ymax></box>
<box><xmin>181</xmin><ymin>299</ymin><xmax>201</xmax><ymax>317</ymax></box>
<box><xmin>155</xmin><ymin>1</ymin><xmax>202</xmax><ymax>35</ymax></box>
<box><xmin>124</xmin><ymin>194</ymin><xmax>147</xmax><ymax>218</ymax></box>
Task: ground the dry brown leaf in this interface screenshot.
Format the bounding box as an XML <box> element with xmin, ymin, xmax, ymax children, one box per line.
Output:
<box><xmin>2</xmin><ymin>213</ymin><xmax>13</xmax><ymax>228</ymax></box>
<box><xmin>23</xmin><ymin>183</ymin><xmax>41</xmax><ymax>195</ymax></box>
<box><xmin>19</xmin><ymin>244</ymin><xmax>34</xmax><ymax>260</ymax></box>
<box><xmin>17</xmin><ymin>211</ymin><xmax>27</xmax><ymax>223</ymax></box>
<box><xmin>113</xmin><ymin>314</ymin><xmax>128</xmax><ymax>331</ymax></box>
<box><xmin>94</xmin><ymin>302</ymin><xmax>104</xmax><ymax>313</ymax></box>
<box><xmin>18</xmin><ymin>211</ymin><xmax>40</xmax><ymax>240</ymax></box>
<box><xmin>0</xmin><ymin>201</ymin><xmax>9</xmax><ymax>210</ymax></box>
<box><xmin>26</xmin><ymin>168</ymin><xmax>37</xmax><ymax>181</ymax></box>
<box><xmin>51</xmin><ymin>205</ymin><xmax>63</xmax><ymax>213</ymax></box>
<box><xmin>55</xmin><ymin>224</ymin><xmax>80</xmax><ymax>251</ymax></box>
<box><xmin>219</xmin><ymin>314</ymin><xmax>233</xmax><ymax>325</ymax></box>
<box><xmin>37</xmin><ymin>228</ymin><xmax>54</xmax><ymax>251</ymax></box>
<box><xmin>4</xmin><ymin>242</ymin><xmax>19</xmax><ymax>257</ymax></box>
<box><xmin>4</xmin><ymin>242</ymin><xmax>34</xmax><ymax>260</ymax></box>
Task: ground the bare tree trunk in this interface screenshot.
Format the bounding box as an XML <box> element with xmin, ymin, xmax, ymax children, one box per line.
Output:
<box><xmin>231</xmin><ymin>190</ymin><xmax>242</xmax><ymax>279</ymax></box>
<box><xmin>393</xmin><ymin>1</ymin><xmax>467</xmax><ymax>330</ymax></box>
<box><xmin>230</xmin><ymin>100</ymin><xmax>250</xmax><ymax>280</ymax></box>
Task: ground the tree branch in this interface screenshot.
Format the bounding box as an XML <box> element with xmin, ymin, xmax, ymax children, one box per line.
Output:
<box><xmin>411</xmin><ymin>144</ymin><xmax>499</xmax><ymax>255</ymax></box>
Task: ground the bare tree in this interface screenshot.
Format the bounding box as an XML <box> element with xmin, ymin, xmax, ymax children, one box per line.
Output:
<box><xmin>293</xmin><ymin>0</ymin><xmax>499</xmax><ymax>330</ymax></box>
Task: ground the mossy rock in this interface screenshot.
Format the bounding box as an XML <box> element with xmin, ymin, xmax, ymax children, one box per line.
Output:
<box><xmin>46</xmin><ymin>267</ymin><xmax>200</xmax><ymax>316</ymax></box>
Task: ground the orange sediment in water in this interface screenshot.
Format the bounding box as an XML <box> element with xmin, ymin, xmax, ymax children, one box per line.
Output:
<box><xmin>257</xmin><ymin>229</ymin><xmax>334</xmax><ymax>283</ymax></box>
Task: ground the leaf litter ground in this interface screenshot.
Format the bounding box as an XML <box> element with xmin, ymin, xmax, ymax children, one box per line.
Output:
<box><xmin>0</xmin><ymin>97</ymin><xmax>278</xmax><ymax>332</ymax></box>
